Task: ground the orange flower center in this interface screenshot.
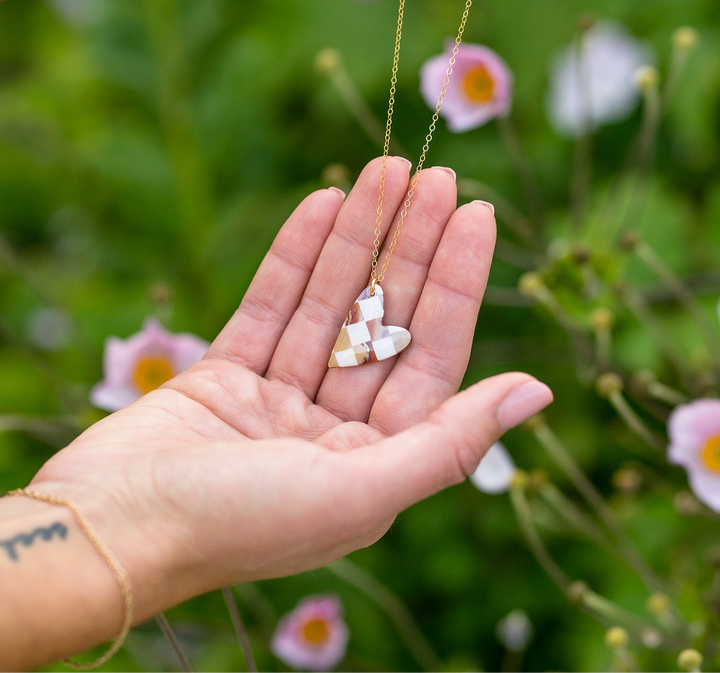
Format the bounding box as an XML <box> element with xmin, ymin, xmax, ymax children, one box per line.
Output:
<box><xmin>133</xmin><ymin>355</ymin><xmax>175</xmax><ymax>394</ymax></box>
<box><xmin>301</xmin><ymin>618</ymin><xmax>329</xmax><ymax>647</ymax></box>
<box><xmin>702</xmin><ymin>434</ymin><xmax>720</xmax><ymax>472</ymax></box>
<box><xmin>463</xmin><ymin>65</ymin><xmax>495</xmax><ymax>103</ymax></box>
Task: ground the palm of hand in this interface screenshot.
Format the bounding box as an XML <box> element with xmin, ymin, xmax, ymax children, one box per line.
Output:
<box><xmin>32</xmin><ymin>158</ymin><xmax>542</xmax><ymax>601</ymax></box>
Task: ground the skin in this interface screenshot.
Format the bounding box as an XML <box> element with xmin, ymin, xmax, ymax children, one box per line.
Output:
<box><xmin>0</xmin><ymin>157</ymin><xmax>552</xmax><ymax>670</ymax></box>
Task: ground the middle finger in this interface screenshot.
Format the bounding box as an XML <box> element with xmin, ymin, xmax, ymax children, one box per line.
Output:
<box><xmin>316</xmin><ymin>166</ymin><xmax>457</xmax><ymax>421</ymax></box>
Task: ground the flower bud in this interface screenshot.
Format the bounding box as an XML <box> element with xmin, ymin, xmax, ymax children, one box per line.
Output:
<box><xmin>149</xmin><ymin>282</ymin><xmax>172</xmax><ymax>305</ymax></box>
<box><xmin>634</xmin><ymin>65</ymin><xmax>660</xmax><ymax>92</ymax></box>
<box><xmin>629</xmin><ymin>369</ymin><xmax>656</xmax><ymax>393</ymax></box>
<box><xmin>590</xmin><ymin>307</ymin><xmax>614</xmax><ymax>331</ymax></box>
<box><xmin>522</xmin><ymin>413</ymin><xmax>545</xmax><ymax>432</ymax></box>
<box><xmin>647</xmin><ymin>592</ymin><xmax>670</xmax><ymax>616</ymax></box>
<box><xmin>604</xmin><ymin>626</ymin><xmax>629</xmax><ymax>650</ymax></box>
<box><xmin>510</xmin><ymin>469</ymin><xmax>530</xmax><ymax>490</ymax></box>
<box><xmin>677</xmin><ymin>648</ymin><xmax>703</xmax><ymax>672</ymax></box>
<box><xmin>527</xmin><ymin>469</ymin><xmax>548</xmax><ymax>494</ymax></box>
<box><xmin>566</xmin><ymin>580</ymin><xmax>590</xmax><ymax>605</ymax></box>
<box><xmin>321</xmin><ymin>163</ymin><xmax>350</xmax><ymax>189</ymax></box>
<box><xmin>641</xmin><ymin>628</ymin><xmax>662</xmax><ymax>649</ymax></box>
<box><xmin>674</xmin><ymin>490</ymin><xmax>702</xmax><ymax>516</ymax></box>
<box><xmin>576</xmin><ymin>13</ymin><xmax>596</xmax><ymax>33</ymax></box>
<box><xmin>596</xmin><ymin>372</ymin><xmax>624</xmax><ymax>398</ymax></box>
<box><xmin>672</xmin><ymin>27</ymin><xmax>700</xmax><ymax>51</ymax></box>
<box><xmin>612</xmin><ymin>467</ymin><xmax>643</xmax><ymax>494</ymax></box>
<box><xmin>570</xmin><ymin>244</ymin><xmax>592</xmax><ymax>265</ymax></box>
<box><xmin>315</xmin><ymin>48</ymin><xmax>342</xmax><ymax>75</ymax></box>
<box><xmin>707</xmin><ymin>547</ymin><xmax>720</xmax><ymax>570</ymax></box>
<box><xmin>619</xmin><ymin>231</ymin><xmax>640</xmax><ymax>251</ymax></box>
<box><xmin>518</xmin><ymin>272</ymin><xmax>544</xmax><ymax>298</ymax></box>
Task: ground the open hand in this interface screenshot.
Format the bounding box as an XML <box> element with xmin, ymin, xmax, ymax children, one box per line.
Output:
<box><xmin>30</xmin><ymin>157</ymin><xmax>553</xmax><ymax>622</ymax></box>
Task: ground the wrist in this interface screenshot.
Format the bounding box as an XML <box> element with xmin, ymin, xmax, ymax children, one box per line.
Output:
<box><xmin>0</xmin><ymin>490</ymin><xmax>123</xmax><ymax>668</ymax></box>
<box><xmin>23</xmin><ymin>477</ymin><xmax>198</xmax><ymax>624</ymax></box>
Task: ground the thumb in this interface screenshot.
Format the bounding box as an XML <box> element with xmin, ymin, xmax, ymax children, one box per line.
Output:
<box><xmin>350</xmin><ymin>372</ymin><xmax>553</xmax><ymax>514</ymax></box>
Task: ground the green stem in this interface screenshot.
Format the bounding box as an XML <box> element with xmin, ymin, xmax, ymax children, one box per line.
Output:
<box><xmin>636</xmin><ymin>242</ymin><xmax>720</xmax><ymax>365</ymax></box>
<box><xmin>457</xmin><ymin>177</ymin><xmax>536</xmax><ymax>245</ymax></box>
<box><xmin>328</xmin><ymin>66</ymin><xmax>408</xmax><ymax>157</ymax></box>
<box><xmin>533</xmin><ymin>422</ymin><xmax>665</xmax><ymax>593</ymax></box>
<box><xmin>221</xmin><ymin>587</ymin><xmax>257</xmax><ymax>673</ymax></box>
<box><xmin>637</xmin><ymin>83</ymin><xmax>661</xmax><ymax>172</ymax></box>
<box><xmin>231</xmin><ymin>584</ymin><xmax>277</xmax><ymax>637</ymax></box>
<box><xmin>570</xmin><ymin>32</ymin><xmax>594</xmax><ymax>229</ymax></box>
<box><xmin>512</xmin><ymin>486</ymin><xmax>673</xmax><ymax>640</ymax></box>
<box><xmin>594</xmin><ymin>324</ymin><xmax>613</xmax><ymax>372</ymax></box>
<box><xmin>155</xmin><ymin>613</ymin><xmax>192</xmax><ymax>672</ymax></box>
<box><xmin>607</xmin><ymin>390</ymin><xmax>665</xmax><ymax>452</ymax></box>
<box><xmin>571</xmin><ymin>129</ymin><xmax>593</xmax><ymax>230</ymax></box>
<box><xmin>646</xmin><ymin>380</ymin><xmax>689</xmax><ymax>407</ymax></box>
<box><xmin>327</xmin><ymin>558</ymin><xmax>442</xmax><ymax>672</ymax></box>
<box><xmin>143</xmin><ymin>0</ymin><xmax>217</xmax><ymax>307</ymax></box>
<box><xmin>540</xmin><ymin>483</ymin><xmax>613</xmax><ymax>552</ymax></box>
<box><xmin>496</xmin><ymin>116</ymin><xmax>545</xmax><ymax>228</ymax></box>
<box><xmin>661</xmin><ymin>44</ymin><xmax>690</xmax><ymax>112</ymax></box>
<box><xmin>620</xmin><ymin>286</ymin><xmax>695</xmax><ymax>390</ymax></box>
<box><xmin>612</xmin><ymin>646</ymin><xmax>638</xmax><ymax>673</ymax></box>
<box><xmin>583</xmin><ymin>592</ymin><xmax>654</xmax><ymax>633</ymax></box>
<box><xmin>0</xmin><ymin>414</ymin><xmax>81</xmax><ymax>447</ymax></box>
<box><xmin>510</xmin><ymin>485</ymin><xmax>569</xmax><ymax>592</ymax></box>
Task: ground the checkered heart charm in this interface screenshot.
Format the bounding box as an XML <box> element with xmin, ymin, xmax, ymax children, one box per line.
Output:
<box><xmin>328</xmin><ymin>284</ymin><xmax>411</xmax><ymax>368</ymax></box>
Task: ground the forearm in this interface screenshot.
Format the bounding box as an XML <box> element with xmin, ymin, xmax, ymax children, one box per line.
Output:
<box><xmin>0</xmin><ymin>484</ymin><xmax>191</xmax><ymax>671</ymax></box>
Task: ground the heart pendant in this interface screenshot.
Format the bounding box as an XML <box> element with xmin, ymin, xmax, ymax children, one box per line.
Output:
<box><xmin>328</xmin><ymin>284</ymin><xmax>411</xmax><ymax>368</ymax></box>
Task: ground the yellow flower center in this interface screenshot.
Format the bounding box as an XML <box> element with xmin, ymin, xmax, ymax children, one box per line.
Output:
<box><xmin>463</xmin><ymin>65</ymin><xmax>495</xmax><ymax>103</ymax></box>
<box><xmin>133</xmin><ymin>356</ymin><xmax>175</xmax><ymax>394</ymax></box>
<box><xmin>702</xmin><ymin>434</ymin><xmax>720</xmax><ymax>472</ymax></box>
<box><xmin>301</xmin><ymin>618</ymin><xmax>329</xmax><ymax>647</ymax></box>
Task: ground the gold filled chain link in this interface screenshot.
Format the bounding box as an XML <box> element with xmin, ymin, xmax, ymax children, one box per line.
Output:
<box><xmin>370</xmin><ymin>0</ymin><xmax>473</xmax><ymax>289</ymax></box>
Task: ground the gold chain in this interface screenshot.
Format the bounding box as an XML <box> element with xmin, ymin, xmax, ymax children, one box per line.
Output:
<box><xmin>370</xmin><ymin>0</ymin><xmax>473</xmax><ymax>288</ymax></box>
<box><xmin>5</xmin><ymin>489</ymin><xmax>134</xmax><ymax>670</ymax></box>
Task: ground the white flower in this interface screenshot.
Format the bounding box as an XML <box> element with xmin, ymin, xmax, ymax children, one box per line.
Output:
<box><xmin>546</xmin><ymin>21</ymin><xmax>653</xmax><ymax>137</ymax></box>
<box><xmin>496</xmin><ymin>609</ymin><xmax>534</xmax><ymax>652</ymax></box>
<box><xmin>469</xmin><ymin>441</ymin><xmax>516</xmax><ymax>493</ymax></box>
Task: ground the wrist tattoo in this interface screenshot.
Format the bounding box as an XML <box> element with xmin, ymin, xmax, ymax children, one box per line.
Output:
<box><xmin>0</xmin><ymin>522</ymin><xmax>68</xmax><ymax>561</ymax></box>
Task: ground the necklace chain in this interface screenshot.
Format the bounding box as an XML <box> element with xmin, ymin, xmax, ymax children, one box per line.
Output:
<box><xmin>370</xmin><ymin>0</ymin><xmax>473</xmax><ymax>287</ymax></box>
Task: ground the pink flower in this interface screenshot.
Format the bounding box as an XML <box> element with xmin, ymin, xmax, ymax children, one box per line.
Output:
<box><xmin>271</xmin><ymin>595</ymin><xmax>349</xmax><ymax>671</ymax></box>
<box><xmin>668</xmin><ymin>399</ymin><xmax>720</xmax><ymax>512</ymax></box>
<box><xmin>420</xmin><ymin>42</ymin><xmax>512</xmax><ymax>132</ymax></box>
<box><xmin>90</xmin><ymin>318</ymin><xmax>208</xmax><ymax>412</ymax></box>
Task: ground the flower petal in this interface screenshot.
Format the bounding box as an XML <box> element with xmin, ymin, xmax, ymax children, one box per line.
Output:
<box><xmin>668</xmin><ymin>399</ymin><xmax>720</xmax><ymax>468</ymax></box>
<box><xmin>420</xmin><ymin>42</ymin><xmax>513</xmax><ymax>133</ymax></box>
<box><xmin>89</xmin><ymin>382</ymin><xmax>141</xmax><ymax>412</ymax></box>
<box><xmin>169</xmin><ymin>334</ymin><xmax>209</xmax><ymax>372</ymax></box>
<box><xmin>683</xmin><ymin>465</ymin><xmax>720</xmax><ymax>512</ymax></box>
<box><xmin>547</xmin><ymin>21</ymin><xmax>653</xmax><ymax>137</ymax></box>
<box><xmin>271</xmin><ymin>595</ymin><xmax>349</xmax><ymax>671</ymax></box>
<box><xmin>470</xmin><ymin>441</ymin><xmax>516</xmax><ymax>493</ymax></box>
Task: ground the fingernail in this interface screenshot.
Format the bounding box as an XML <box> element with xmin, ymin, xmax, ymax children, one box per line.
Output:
<box><xmin>433</xmin><ymin>166</ymin><xmax>457</xmax><ymax>182</ymax></box>
<box><xmin>471</xmin><ymin>199</ymin><xmax>495</xmax><ymax>216</ymax></box>
<box><xmin>328</xmin><ymin>186</ymin><xmax>346</xmax><ymax>199</ymax></box>
<box><xmin>392</xmin><ymin>156</ymin><xmax>413</xmax><ymax>171</ymax></box>
<box><xmin>497</xmin><ymin>381</ymin><xmax>553</xmax><ymax>431</ymax></box>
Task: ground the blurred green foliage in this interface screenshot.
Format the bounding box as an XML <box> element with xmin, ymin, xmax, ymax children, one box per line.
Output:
<box><xmin>1</xmin><ymin>0</ymin><xmax>719</xmax><ymax>671</ymax></box>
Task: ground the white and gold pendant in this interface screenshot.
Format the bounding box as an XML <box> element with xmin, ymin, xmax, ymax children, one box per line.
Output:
<box><xmin>328</xmin><ymin>284</ymin><xmax>411</xmax><ymax>368</ymax></box>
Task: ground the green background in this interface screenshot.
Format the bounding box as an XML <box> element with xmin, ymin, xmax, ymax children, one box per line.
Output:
<box><xmin>1</xmin><ymin>0</ymin><xmax>719</xmax><ymax>671</ymax></box>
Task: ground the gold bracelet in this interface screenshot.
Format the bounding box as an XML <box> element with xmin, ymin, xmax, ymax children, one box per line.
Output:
<box><xmin>5</xmin><ymin>488</ymin><xmax>134</xmax><ymax>670</ymax></box>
